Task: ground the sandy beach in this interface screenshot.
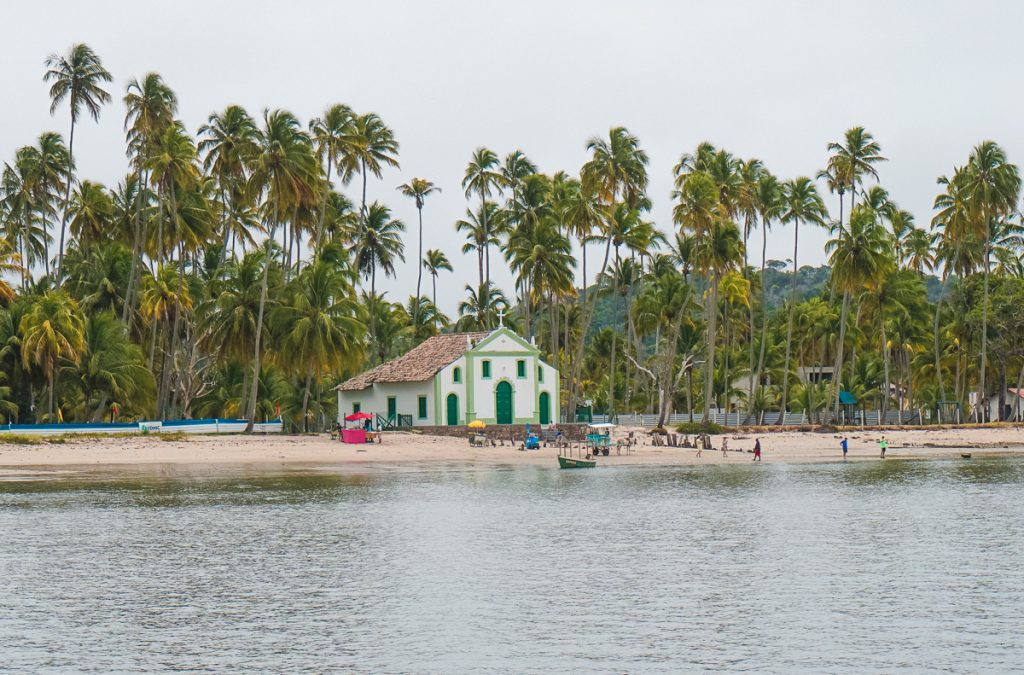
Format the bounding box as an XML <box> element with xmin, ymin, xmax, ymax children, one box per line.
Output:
<box><xmin>1</xmin><ymin>425</ymin><xmax>1023</xmax><ymax>477</ymax></box>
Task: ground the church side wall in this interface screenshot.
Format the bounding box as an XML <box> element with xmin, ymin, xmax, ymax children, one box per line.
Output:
<box><xmin>336</xmin><ymin>381</ymin><xmax>436</xmax><ymax>427</ymax></box>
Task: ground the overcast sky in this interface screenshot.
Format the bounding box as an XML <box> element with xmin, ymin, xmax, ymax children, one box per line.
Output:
<box><xmin>6</xmin><ymin>1</ymin><xmax>1023</xmax><ymax>313</ymax></box>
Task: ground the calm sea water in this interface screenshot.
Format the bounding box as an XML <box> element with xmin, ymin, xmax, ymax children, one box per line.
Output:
<box><xmin>1</xmin><ymin>458</ymin><xmax>1022</xmax><ymax>673</ymax></box>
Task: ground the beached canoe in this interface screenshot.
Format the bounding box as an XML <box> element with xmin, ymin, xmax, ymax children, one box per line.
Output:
<box><xmin>558</xmin><ymin>455</ymin><xmax>596</xmax><ymax>469</ymax></box>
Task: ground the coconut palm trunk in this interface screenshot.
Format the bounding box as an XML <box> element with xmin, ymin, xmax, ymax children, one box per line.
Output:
<box><xmin>413</xmin><ymin>202</ymin><xmax>424</xmax><ymax>327</ymax></box>
<box><xmin>56</xmin><ymin>120</ymin><xmax>75</xmax><ymax>282</ymax></box>
<box><xmin>979</xmin><ymin>228</ymin><xmax>991</xmax><ymax>420</ymax></box>
<box><xmin>830</xmin><ymin>290</ymin><xmax>852</xmax><ymax>419</ymax></box>
<box><xmin>245</xmin><ymin>213</ymin><xmax>277</xmax><ymax>433</ymax></box>
<box><xmin>776</xmin><ymin>218</ymin><xmax>801</xmax><ymax>424</ymax></box>
<box><xmin>754</xmin><ymin>216</ymin><xmax>770</xmax><ymax>420</ymax></box>
<box><xmin>932</xmin><ymin>290</ymin><xmax>946</xmax><ymax>418</ymax></box>
<box><xmin>704</xmin><ymin>277</ymin><xmax>720</xmax><ymax>422</ymax></box>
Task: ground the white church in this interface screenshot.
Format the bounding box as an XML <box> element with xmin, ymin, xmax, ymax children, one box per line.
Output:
<box><xmin>336</xmin><ymin>326</ymin><xmax>560</xmax><ymax>427</ymax></box>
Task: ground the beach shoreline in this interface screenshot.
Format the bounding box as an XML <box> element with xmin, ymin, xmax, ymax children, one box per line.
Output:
<box><xmin>0</xmin><ymin>425</ymin><xmax>1022</xmax><ymax>478</ymax></box>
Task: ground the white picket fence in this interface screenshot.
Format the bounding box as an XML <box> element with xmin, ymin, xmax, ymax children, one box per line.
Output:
<box><xmin>575</xmin><ymin>410</ymin><xmax>927</xmax><ymax>427</ymax></box>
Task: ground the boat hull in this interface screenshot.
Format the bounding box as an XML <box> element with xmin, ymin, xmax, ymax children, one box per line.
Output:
<box><xmin>558</xmin><ymin>455</ymin><xmax>596</xmax><ymax>469</ymax></box>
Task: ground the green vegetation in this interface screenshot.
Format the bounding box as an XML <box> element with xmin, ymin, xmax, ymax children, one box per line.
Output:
<box><xmin>2</xmin><ymin>43</ymin><xmax>1024</xmax><ymax>432</ymax></box>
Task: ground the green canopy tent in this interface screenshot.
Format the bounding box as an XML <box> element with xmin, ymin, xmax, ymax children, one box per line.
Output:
<box><xmin>838</xmin><ymin>390</ymin><xmax>859</xmax><ymax>425</ymax></box>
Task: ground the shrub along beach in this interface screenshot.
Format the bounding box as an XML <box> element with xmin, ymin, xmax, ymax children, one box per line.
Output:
<box><xmin>3</xmin><ymin>42</ymin><xmax>1024</xmax><ymax>444</ymax></box>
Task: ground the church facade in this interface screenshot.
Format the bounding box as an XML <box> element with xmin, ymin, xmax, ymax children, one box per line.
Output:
<box><xmin>336</xmin><ymin>327</ymin><xmax>560</xmax><ymax>427</ymax></box>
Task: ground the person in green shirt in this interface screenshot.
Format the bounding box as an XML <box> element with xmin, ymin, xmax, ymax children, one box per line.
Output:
<box><xmin>879</xmin><ymin>436</ymin><xmax>887</xmax><ymax>459</ymax></box>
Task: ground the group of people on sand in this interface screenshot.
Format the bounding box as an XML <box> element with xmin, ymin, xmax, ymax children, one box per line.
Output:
<box><xmin>687</xmin><ymin>434</ymin><xmax>892</xmax><ymax>462</ymax></box>
<box><xmin>692</xmin><ymin>436</ymin><xmax>762</xmax><ymax>461</ymax></box>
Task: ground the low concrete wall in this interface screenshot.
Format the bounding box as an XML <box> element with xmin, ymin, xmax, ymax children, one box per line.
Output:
<box><xmin>409</xmin><ymin>423</ymin><xmax>588</xmax><ymax>442</ymax></box>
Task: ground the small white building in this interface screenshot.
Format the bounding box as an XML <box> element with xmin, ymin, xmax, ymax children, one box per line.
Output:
<box><xmin>336</xmin><ymin>327</ymin><xmax>560</xmax><ymax>427</ymax></box>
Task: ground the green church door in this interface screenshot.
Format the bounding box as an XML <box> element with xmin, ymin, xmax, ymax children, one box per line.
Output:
<box><xmin>495</xmin><ymin>381</ymin><xmax>513</xmax><ymax>424</ymax></box>
<box><xmin>539</xmin><ymin>392</ymin><xmax>551</xmax><ymax>425</ymax></box>
<box><xmin>447</xmin><ymin>393</ymin><xmax>459</xmax><ymax>426</ymax></box>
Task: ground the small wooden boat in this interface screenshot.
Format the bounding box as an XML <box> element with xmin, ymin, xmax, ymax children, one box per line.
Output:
<box><xmin>961</xmin><ymin>452</ymin><xmax>972</xmax><ymax>459</ymax></box>
<box><xmin>558</xmin><ymin>455</ymin><xmax>596</xmax><ymax>469</ymax></box>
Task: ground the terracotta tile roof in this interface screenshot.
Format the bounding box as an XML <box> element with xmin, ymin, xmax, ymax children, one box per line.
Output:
<box><xmin>337</xmin><ymin>331</ymin><xmax>492</xmax><ymax>391</ymax></box>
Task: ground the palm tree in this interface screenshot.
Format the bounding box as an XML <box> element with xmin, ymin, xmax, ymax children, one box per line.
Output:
<box><xmin>198</xmin><ymin>105</ymin><xmax>260</xmax><ymax>264</ymax></box>
<box><xmin>567</xmin><ymin>127</ymin><xmax>649</xmax><ymax>413</ymax></box>
<box><xmin>43</xmin><ymin>44</ymin><xmax>113</xmax><ymax>280</ymax></box>
<box><xmin>397</xmin><ymin>178</ymin><xmax>440</xmax><ymax>327</ymax></box>
<box><xmin>244</xmin><ymin>109</ymin><xmax>318</xmax><ymax>431</ymax></box>
<box><xmin>825</xmin><ymin>127</ymin><xmax>886</xmax><ymax>225</ymax></box>
<box><xmin>343</xmin><ymin>112</ymin><xmax>400</xmax><ymax>218</ymax></box>
<box><xmin>0</xmin><ymin>238</ymin><xmax>24</xmax><ymax>304</ymax></box>
<box><xmin>776</xmin><ymin>177</ymin><xmax>827</xmax><ymax>423</ymax></box>
<box><xmin>68</xmin><ymin>180</ymin><xmax>114</xmax><ymax>247</ymax></box>
<box><xmin>121</xmin><ymin>73</ymin><xmax>177</xmax><ymax>321</ymax></box>
<box><xmin>273</xmin><ymin>260</ymin><xmax>365</xmax><ymax>430</ymax></box>
<box><xmin>750</xmin><ymin>173</ymin><xmax>783</xmax><ymax>418</ymax></box>
<box><xmin>64</xmin><ymin>311</ymin><xmax>155</xmax><ymax>420</ymax></box>
<box><xmin>1</xmin><ymin>148</ymin><xmax>46</xmax><ymax>290</ymax></box>
<box><xmin>33</xmin><ymin>132</ymin><xmax>70</xmax><ymax>277</ymax></box>
<box><xmin>826</xmin><ymin>204</ymin><xmax>890</xmax><ymax>417</ymax></box>
<box><xmin>202</xmin><ymin>249</ymin><xmax>279</xmax><ymax>418</ymax></box>
<box><xmin>958</xmin><ymin>141</ymin><xmax>1021</xmax><ymax>419</ymax></box>
<box><xmin>456</xmin><ymin>201</ymin><xmax>501</xmax><ymax>288</ymax></box>
<box><xmin>462</xmin><ymin>148</ymin><xmax>507</xmax><ymax>285</ymax></box>
<box><xmin>456</xmin><ymin>282</ymin><xmax>509</xmax><ymax>331</ymax></box>
<box><xmin>309</xmin><ymin>103</ymin><xmax>355</xmax><ymax>243</ymax></box>
<box><xmin>692</xmin><ymin>220</ymin><xmax>744</xmax><ymax>420</ymax></box>
<box><xmin>353</xmin><ymin>202</ymin><xmax>405</xmax><ymax>296</ymax></box>
<box><xmin>20</xmin><ymin>290</ymin><xmax>86</xmax><ymax>418</ymax></box>
<box><xmin>423</xmin><ymin>248</ymin><xmax>452</xmax><ymax>313</ymax></box>
<box><xmin>583</xmin><ymin>127</ymin><xmax>649</xmax><ymax>209</ymax></box>
<box><xmin>502</xmin><ymin>150</ymin><xmax>538</xmax><ymax>204</ymax></box>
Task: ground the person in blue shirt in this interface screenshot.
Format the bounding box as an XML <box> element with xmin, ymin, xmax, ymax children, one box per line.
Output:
<box><xmin>840</xmin><ymin>437</ymin><xmax>848</xmax><ymax>461</ymax></box>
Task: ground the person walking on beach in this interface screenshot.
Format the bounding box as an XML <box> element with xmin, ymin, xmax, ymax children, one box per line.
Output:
<box><xmin>841</xmin><ymin>437</ymin><xmax>848</xmax><ymax>461</ymax></box>
<box><xmin>753</xmin><ymin>438</ymin><xmax>762</xmax><ymax>462</ymax></box>
<box><xmin>721</xmin><ymin>437</ymin><xmax>729</xmax><ymax>458</ymax></box>
<box><xmin>879</xmin><ymin>436</ymin><xmax>887</xmax><ymax>459</ymax></box>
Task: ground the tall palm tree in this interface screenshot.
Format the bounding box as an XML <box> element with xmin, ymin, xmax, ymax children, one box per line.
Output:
<box><xmin>397</xmin><ymin>177</ymin><xmax>440</xmax><ymax>327</ymax></box>
<box><xmin>1</xmin><ymin>148</ymin><xmax>46</xmax><ymax>290</ymax></box>
<box><xmin>462</xmin><ymin>148</ymin><xmax>507</xmax><ymax>285</ymax></box>
<box><xmin>567</xmin><ymin>127</ymin><xmax>649</xmax><ymax>413</ymax></box>
<box><xmin>20</xmin><ymin>289</ymin><xmax>86</xmax><ymax>418</ymax></box>
<box><xmin>33</xmin><ymin>132</ymin><xmax>70</xmax><ymax>277</ymax></box>
<box><xmin>423</xmin><ymin>248</ymin><xmax>452</xmax><ymax>313</ymax></box>
<box><xmin>199</xmin><ymin>105</ymin><xmax>260</xmax><ymax>264</ymax></box>
<box><xmin>68</xmin><ymin>180</ymin><xmax>114</xmax><ymax>247</ymax></box>
<box><xmin>309</xmin><ymin>103</ymin><xmax>355</xmax><ymax>243</ymax></box>
<box><xmin>122</xmin><ymin>72</ymin><xmax>177</xmax><ymax>321</ymax></box>
<box><xmin>273</xmin><ymin>260</ymin><xmax>365</xmax><ymax>430</ymax></box>
<box><xmin>343</xmin><ymin>112</ymin><xmax>400</xmax><ymax>218</ymax></box>
<box><xmin>959</xmin><ymin>141</ymin><xmax>1021</xmax><ymax>419</ymax></box>
<box><xmin>692</xmin><ymin>220</ymin><xmax>744</xmax><ymax>420</ymax></box>
<box><xmin>502</xmin><ymin>150</ymin><xmax>538</xmax><ymax>204</ymax></box>
<box><xmin>455</xmin><ymin>201</ymin><xmax>501</xmax><ymax>288</ymax></box>
<box><xmin>826</xmin><ymin>204</ymin><xmax>889</xmax><ymax>417</ymax></box>
<box><xmin>64</xmin><ymin>311</ymin><xmax>156</xmax><ymax>421</ymax></box>
<box><xmin>354</xmin><ymin>202</ymin><xmax>406</xmax><ymax>296</ymax></box>
<box><xmin>825</xmin><ymin>126</ymin><xmax>885</xmax><ymax>225</ymax></box>
<box><xmin>776</xmin><ymin>177</ymin><xmax>827</xmax><ymax>423</ymax></box>
<box><xmin>0</xmin><ymin>238</ymin><xmax>24</xmax><ymax>304</ymax></box>
<box><xmin>43</xmin><ymin>43</ymin><xmax>113</xmax><ymax>281</ymax></box>
<box><xmin>583</xmin><ymin>126</ymin><xmax>649</xmax><ymax>209</ymax></box>
<box><xmin>244</xmin><ymin>109</ymin><xmax>318</xmax><ymax>431</ymax></box>
<box><xmin>456</xmin><ymin>281</ymin><xmax>509</xmax><ymax>331</ymax></box>
<box><xmin>750</xmin><ymin>173</ymin><xmax>783</xmax><ymax>418</ymax></box>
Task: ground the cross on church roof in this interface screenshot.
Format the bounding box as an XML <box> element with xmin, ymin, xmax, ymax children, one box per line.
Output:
<box><xmin>497</xmin><ymin>309</ymin><xmax>505</xmax><ymax>327</ymax></box>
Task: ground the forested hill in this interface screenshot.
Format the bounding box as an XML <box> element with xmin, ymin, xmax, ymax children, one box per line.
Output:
<box><xmin>588</xmin><ymin>264</ymin><xmax>947</xmax><ymax>335</ymax></box>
